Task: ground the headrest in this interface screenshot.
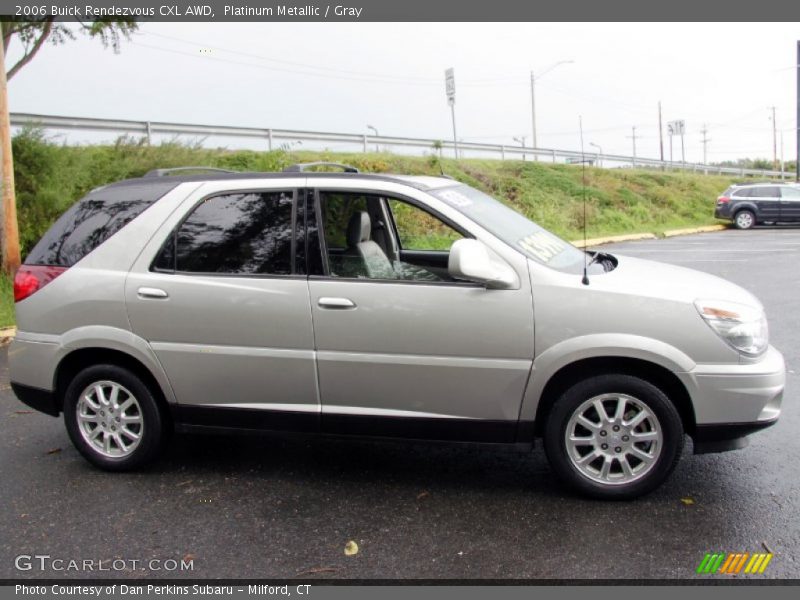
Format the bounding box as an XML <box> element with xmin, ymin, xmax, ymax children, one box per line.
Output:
<box><xmin>347</xmin><ymin>211</ymin><xmax>371</xmax><ymax>246</ymax></box>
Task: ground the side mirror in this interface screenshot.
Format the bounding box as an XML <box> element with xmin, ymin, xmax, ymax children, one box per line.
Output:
<box><xmin>448</xmin><ymin>239</ymin><xmax>519</xmax><ymax>289</ymax></box>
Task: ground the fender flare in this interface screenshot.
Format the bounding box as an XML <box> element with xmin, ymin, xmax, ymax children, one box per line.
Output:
<box><xmin>519</xmin><ymin>333</ymin><xmax>695</xmax><ymax>422</ymax></box>
<box><xmin>54</xmin><ymin>325</ymin><xmax>177</xmax><ymax>404</ymax></box>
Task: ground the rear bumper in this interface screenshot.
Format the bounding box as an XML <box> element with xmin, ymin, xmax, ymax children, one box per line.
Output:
<box><xmin>714</xmin><ymin>205</ymin><xmax>732</xmax><ymax>219</ymax></box>
<box><xmin>10</xmin><ymin>382</ymin><xmax>59</xmax><ymax>417</ymax></box>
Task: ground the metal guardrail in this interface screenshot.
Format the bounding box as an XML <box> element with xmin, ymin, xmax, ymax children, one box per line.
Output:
<box><xmin>9</xmin><ymin>112</ymin><xmax>795</xmax><ymax>179</ymax></box>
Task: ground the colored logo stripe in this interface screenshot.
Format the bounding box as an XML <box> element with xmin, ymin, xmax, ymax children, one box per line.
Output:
<box><xmin>697</xmin><ymin>552</ymin><xmax>773</xmax><ymax>574</ymax></box>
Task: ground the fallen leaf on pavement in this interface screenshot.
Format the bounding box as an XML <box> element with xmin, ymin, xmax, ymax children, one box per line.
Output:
<box><xmin>680</xmin><ymin>497</ymin><xmax>695</xmax><ymax>505</ymax></box>
<box><xmin>46</xmin><ymin>448</ymin><xmax>62</xmax><ymax>455</ymax></box>
<box><xmin>417</xmin><ymin>491</ymin><xmax>430</xmax><ymax>500</ymax></box>
<box><xmin>344</xmin><ymin>541</ymin><xmax>359</xmax><ymax>556</ymax></box>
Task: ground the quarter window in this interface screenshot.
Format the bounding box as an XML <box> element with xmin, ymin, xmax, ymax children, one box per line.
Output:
<box><xmin>156</xmin><ymin>191</ymin><xmax>295</xmax><ymax>275</ymax></box>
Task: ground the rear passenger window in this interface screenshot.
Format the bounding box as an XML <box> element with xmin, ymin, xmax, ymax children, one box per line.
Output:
<box><xmin>157</xmin><ymin>191</ymin><xmax>295</xmax><ymax>275</ymax></box>
<box><xmin>752</xmin><ymin>187</ymin><xmax>780</xmax><ymax>198</ymax></box>
<box><xmin>25</xmin><ymin>181</ymin><xmax>178</xmax><ymax>267</ymax></box>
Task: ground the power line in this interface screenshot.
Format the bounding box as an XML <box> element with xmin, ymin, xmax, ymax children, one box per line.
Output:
<box><xmin>141</xmin><ymin>30</ymin><xmax>531</xmax><ymax>87</ymax></box>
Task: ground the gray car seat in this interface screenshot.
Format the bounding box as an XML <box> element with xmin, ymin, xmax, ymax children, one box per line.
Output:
<box><xmin>342</xmin><ymin>211</ymin><xmax>395</xmax><ymax>279</ymax></box>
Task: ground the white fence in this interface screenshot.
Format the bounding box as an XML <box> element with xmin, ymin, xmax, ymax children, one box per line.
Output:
<box><xmin>10</xmin><ymin>112</ymin><xmax>794</xmax><ymax>179</ymax></box>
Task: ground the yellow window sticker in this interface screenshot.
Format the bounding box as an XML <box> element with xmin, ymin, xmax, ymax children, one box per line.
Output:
<box><xmin>518</xmin><ymin>231</ymin><xmax>568</xmax><ymax>262</ymax></box>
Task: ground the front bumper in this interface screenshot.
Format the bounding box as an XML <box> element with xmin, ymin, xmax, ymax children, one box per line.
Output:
<box><xmin>678</xmin><ymin>345</ymin><xmax>785</xmax><ymax>453</ymax></box>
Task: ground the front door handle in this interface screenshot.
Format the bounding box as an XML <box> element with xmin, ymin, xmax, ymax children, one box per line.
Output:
<box><xmin>317</xmin><ymin>297</ymin><xmax>356</xmax><ymax>309</ymax></box>
<box><xmin>137</xmin><ymin>287</ymin><xmax>169</xmax><ymax>299</ymax></box>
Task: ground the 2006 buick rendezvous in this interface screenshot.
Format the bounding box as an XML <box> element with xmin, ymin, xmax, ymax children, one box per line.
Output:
<box><xmin>10</xmin><ymin>163</ymin><xmax>785</xmax><ymax>499</ymax></box>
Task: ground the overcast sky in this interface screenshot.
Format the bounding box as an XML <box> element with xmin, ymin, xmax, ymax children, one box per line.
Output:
<box><xmin>6</xmin><ymin>22</ymin><xmax>799</xmax><ymax>164</ymax></box>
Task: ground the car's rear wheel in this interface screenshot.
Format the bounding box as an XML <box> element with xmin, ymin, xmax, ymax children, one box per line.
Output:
<box><xmin>543</xmin><ymin>374</ymin><xmax>683</xmax><ymax>500</ymax></box>
<box><xmin>63</xmin><ymin>365</ymin><xmax>168</xmax><ymax>470</ymax></box>
<box><xmin>734</xmin><ymin>210</ymin><xmax>756</xmax><ymax>230</ymax></box>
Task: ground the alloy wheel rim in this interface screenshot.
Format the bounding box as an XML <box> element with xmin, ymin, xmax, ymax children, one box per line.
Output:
<box><xmin>76</xmin><ymin>380</ymin><xmax>144</xmax><ymax>458</ymax></box>
<box><xmin>737</xmin><ymin>213</ymin><xmax>753</xmax><ymax>228</ymax></box>
<box><xmin>564</xmin><ymin>393</ymin><xmax>662</xmax><ymax>486</ymax></box>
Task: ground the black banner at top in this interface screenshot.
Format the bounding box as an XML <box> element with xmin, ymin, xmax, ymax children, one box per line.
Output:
<box><xmin>3</xmin><ymin>0</ymin><xmax>800</xmax><ymax>21</ymax></box>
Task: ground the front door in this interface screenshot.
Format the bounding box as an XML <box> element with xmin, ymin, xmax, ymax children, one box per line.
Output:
<box><xmin>779</xmin><ymin>186</ymin><xmax>800</xmax><ymax>222</ymax></box>
<box><xmin>307</xmin><ymin>189</ymin><xmax>534</xmax><ymax>442</ymax></box>
<box><xmin>751</xmin><ymin>186</ymin><xmax>781</xmax><ymax>221</ymax></box>
<box><xmin>125</xmin><ymin>182</ymin><xmax>319</xmax><ymax>431</ymax></box>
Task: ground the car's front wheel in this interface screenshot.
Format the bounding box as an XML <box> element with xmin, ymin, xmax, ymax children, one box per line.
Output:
<box><xmin>543</xmin><ymin>374</ymin><xmax>684</xmax><ymax>500</ymax></box>
<box><xmin>63</xmin><ymin>365</ymin><xmax>168</xmax><ymax>470</ymax></box>
<box><xmin>735</xmin><ymin>210</ymin><xmax>756</xmax><ymax>230</ymax></box>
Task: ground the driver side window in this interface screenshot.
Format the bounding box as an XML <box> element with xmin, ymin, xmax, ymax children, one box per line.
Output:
<box><xmin>317</xmin><ymin>192</ymin><xmax>463</xmax><ymax>283</ymax></box>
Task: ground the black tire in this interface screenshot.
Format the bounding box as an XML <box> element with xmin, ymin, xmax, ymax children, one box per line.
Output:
<box><xmin>734</xmin><ymin>209</ymin><xmax>756</xmax><ymax>230</ymax></box>
<box><xmin>543</xmin><ymin>374</ymin><xmax>684</xmax><ymax>500</ymax></box>
<box><xmin>63</xmin><ymin>364</ymin><xmax>168</xmax><ymax>471</ymax></box>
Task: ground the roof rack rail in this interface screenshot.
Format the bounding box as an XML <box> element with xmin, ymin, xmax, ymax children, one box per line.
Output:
<box><xmin>282</xmin><ymin>162</ymin><xmax>359</xmax><ymax>173</ymax></box>
<box><xmin>732</xmin><ymin>179</ymin><xmax>784</xmax><ymax>186</ymax></box>
<box><xmin>143</xmin><ymin>166</ymin><xmax>238</xmax><ymax>178</ymax></box>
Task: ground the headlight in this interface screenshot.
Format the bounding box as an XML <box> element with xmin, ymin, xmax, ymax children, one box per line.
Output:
<box><xmin>694</xmin><ymin>299</ymin><xmax>768</xmax><ymax>356</ymax></box>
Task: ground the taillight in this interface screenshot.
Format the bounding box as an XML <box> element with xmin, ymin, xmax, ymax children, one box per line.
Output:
<box><xmin>14</xmin><ymin>265</ymin><xmax>68</xmax><ymax>302</ymax></box>
<box><xmin>717</xmin><ymin>196</ymin><xmax>730</xmax><ymax>204</ymax></box>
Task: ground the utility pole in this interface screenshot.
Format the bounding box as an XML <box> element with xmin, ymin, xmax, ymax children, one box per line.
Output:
<box><xmin>530</xmin><ymin>71</ymin><xmax>537</xmax><ymax>160</ymax></box>
<box><xmin>658</xmin><ymin>101</ymin><xmax>664</xmax><ymax>163</ymax></box>
<box><xmin>680</xmin><ymin>128</ymin><xmax>686</xmax><ymax>165</ymax></box>
<box><xmin>796</xmin><ymin>41</ymin><xmax>799</xmax><ymax>182</ymax></box>
<box><xmin>780</xmin><ymin>131</ymin><xmax>785</xmax><ymax>179</ymax></box>
<box><xmin>700</xmin><ymin>124</ymin><xmax>710</xmax><ymax>165</ymax></box>
<box><xmin>769</xmin><ymin>105</ymin><xmax>778</xmax><ymax>171</ymax></box>
<box><xmin>0</xmin><ymin>37</ymin><xmax>20</xmax><ymax>273</ymax></box>
<box><xmin>626</xmin><ymin>126</ymin><xmax>639</xmax><ymax>167</ymax></box>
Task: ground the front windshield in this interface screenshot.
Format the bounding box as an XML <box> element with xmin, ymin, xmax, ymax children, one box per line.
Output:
<box><xmin>430</xmin><ymin>184</ymin><xmax>587</xmax><ymax>273</ymax></box>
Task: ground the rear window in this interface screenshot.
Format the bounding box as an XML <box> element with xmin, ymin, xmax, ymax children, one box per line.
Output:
<box><xmin>25</xmin><ymin>181</ymin><xmax>179</xmax><ymax>267</ymax></box>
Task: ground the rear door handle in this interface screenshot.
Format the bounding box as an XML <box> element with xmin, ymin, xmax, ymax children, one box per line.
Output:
<box><xmin>137</xmin><ymin>287</ymin><xmax>169</xmax><ymax>299</ymax></box>
<box><xmin>317</xmin><ymin>297</ymin><xmax>356</xmax><ymax>309</ymax></box>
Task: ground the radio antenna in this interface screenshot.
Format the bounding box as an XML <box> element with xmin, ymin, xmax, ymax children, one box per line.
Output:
<box><xmin>580</xmin><ymin>116</ymin><xmax>590</xmax><ymax>286</ymax></box>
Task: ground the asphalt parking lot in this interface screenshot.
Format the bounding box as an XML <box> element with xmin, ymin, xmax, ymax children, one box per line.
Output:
<box><xmin>0</xmin><ymin>228</ymin><xmax>798</xmax><ymax>581</ymax></box>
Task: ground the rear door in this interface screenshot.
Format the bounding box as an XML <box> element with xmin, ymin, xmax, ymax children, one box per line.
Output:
<box><xmin>779</xmin><ymin>185</ymin><xmax>800</xmax><ymax>221</ymax></box>
<box><xmin>125</xmin><ymin>179</ymin><xmax>319</xmax><ymax>431</ymax></box>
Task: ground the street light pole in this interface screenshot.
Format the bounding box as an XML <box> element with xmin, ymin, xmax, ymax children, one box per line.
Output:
<box><xmin>589</xmin><ymin>142</ymin><xmax>602</xmax><ymax>167</ymax></box>
<box><xmin>530</xmin><ymin>60</ymin><xmax>574</xmax><ymax>162</ymax></box>
<box><xmin>367</xmin><ymin>125</ymin><xmax>379</xmax><ymax>153</ymax></box>
<box><xmin>513</xmin><ymin>136</ymin><xmax>527</xmax><ymax>161</ymax></box>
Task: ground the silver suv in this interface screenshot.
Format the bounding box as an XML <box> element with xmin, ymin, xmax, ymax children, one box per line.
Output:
<box><xmin>10</xmin><ymin>164</ymin><xmax>785</xmax><ymax>499</ymax></box>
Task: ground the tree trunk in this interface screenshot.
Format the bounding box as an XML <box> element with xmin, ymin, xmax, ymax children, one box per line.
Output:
<box><xmin>0</xmin><ymin>38</ymin><xmax>21</xmax><ymax>274</ymax></box>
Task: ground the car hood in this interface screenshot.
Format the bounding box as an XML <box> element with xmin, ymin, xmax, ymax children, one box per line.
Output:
<box><xmin>598</xmin><ymin>254</ymin><xmax>762</xmax><ymax>308</ymax></box>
